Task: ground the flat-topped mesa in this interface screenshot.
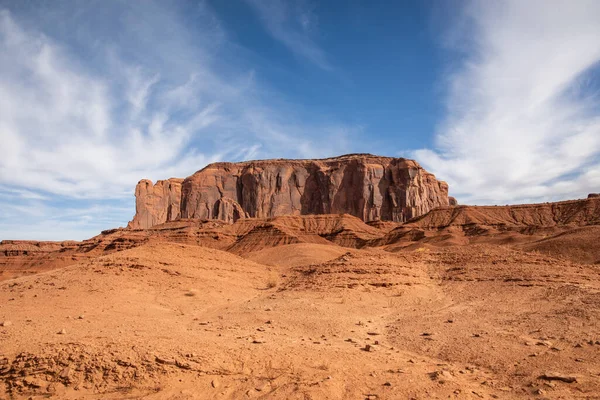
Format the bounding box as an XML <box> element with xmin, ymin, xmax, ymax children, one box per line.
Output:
<box><xmin>127</xmin><ymin>178</ymin><xmax>183</xmax><ymax>229</ymax></box>
<box><xmin>128</xmin><ymin>154</ymin><xmax>450</xmax><ymax>228</ymax></box>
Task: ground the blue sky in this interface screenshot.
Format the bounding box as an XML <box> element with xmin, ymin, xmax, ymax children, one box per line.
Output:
<box><xmin>1</xmin><ymin>0</ymin><xmax>600</xmax><ymax>240</ymax></box>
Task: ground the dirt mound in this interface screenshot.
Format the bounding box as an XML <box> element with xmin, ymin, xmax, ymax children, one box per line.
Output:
<box><xmin>281</xmin><ymin>249</ymin><xmax>430</xmax><ymax>291</ymax></box>
<box><xmin>1</xmin><ymin>344</ymin><xmax>163</xmax><ymax>396</ymax></box>
<box><xmin>227</xmin><ymin>214</ymin><xmax>385</xmax><ymax>254</ymax></box>
<box><xmin>0</xmin><ymin>240</ymin><xmax>92</xmax><ymax>281</ymax></box>
<box><xmin>245</xmin><ymin>243</ymin><xmax>349</xmax><ymax>268</ymax></box>
<box><xmin>227</xmin><ymin>223</ymin><xmax>330</xmax><ymax>254</ymax></box>
<box><xmin>368</xmin><ymin>197</ymin><xmax>600</xmax><ymax>263</ymax></box>
<box><xmin>518</xmin><ymin>225</ymin><xmax>600</xmax><ymax>264</ymax></box>
<box><xmin>366</xmin><ymin>220</ymin><xmax>400</xmax><ymax>232</ymax></box>
<box><xmin>0</xmin><ymin>214</ymin><xmax>386</xmax><ymax>281</ymax></box>
<box><xmin>406</xmin><ymin>197</ymin><xmax>600</xmax><ymax>229</ymax></box>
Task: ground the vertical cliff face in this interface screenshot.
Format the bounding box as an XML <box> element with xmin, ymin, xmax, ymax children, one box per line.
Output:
<box><xmin>128</xmin><ymin>154</ymin><xmax>450</xmax><ymax>228</ymax></box>
<box><xmin>127</xmin><ymin>178</ymin><xmax>183</xmax><ymax>229</ymax></box>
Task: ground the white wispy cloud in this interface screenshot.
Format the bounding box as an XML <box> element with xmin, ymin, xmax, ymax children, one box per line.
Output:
<box><xmin>0</xmin><ymin>7</ymin><xmax>217</xmax><ymax>199</ymax></box>
<box><xmin>245</xmin><ymin>0</ymin><xmax>331</xmax><ymax>70</ymax></box>
<box><xmin>414</xmin><ymin>0</ymin><xmax>600</xmax><ymax>204</ymax></box>
<box><xmin>0</xmin><ymin>1</ymin><xmax>352</xmax><ymax>239</ymax></box>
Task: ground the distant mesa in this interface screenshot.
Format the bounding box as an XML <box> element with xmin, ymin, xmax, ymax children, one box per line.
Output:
<box><xmin>589</xmin><ymin>193</ymin><xmax>600</xmax><ymax>199</ymax></box>
<box><xmin>128</xmin><ymin>154</ymin><xmax>451</xmax><ymax>229</ymax></box>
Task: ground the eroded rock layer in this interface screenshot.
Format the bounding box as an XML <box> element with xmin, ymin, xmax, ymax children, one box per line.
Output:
<box><xmin>130</xmin><ymin>154</ymin><xmax>450</xmax><ymax>228</ymax></box>
<box><xmin>128</xmin><ymin>178</ymin><xmax>183</xmax><ymax>229</ymax></box>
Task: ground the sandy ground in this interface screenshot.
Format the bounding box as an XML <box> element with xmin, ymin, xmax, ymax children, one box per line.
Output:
<box><xmin>1</xmin><ymin>241</ymin><xmax>600</xmax><ymax>399</ymax></box>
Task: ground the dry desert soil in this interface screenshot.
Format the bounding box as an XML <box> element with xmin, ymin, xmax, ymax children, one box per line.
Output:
<box><xmin>1</xmin><ymin>202</ymin><xmax>600</xmax><ymax>399</ymax></box>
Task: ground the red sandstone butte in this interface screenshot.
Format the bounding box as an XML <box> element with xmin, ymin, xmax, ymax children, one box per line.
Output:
<box><xmin>128</xmin><ymin>154</ymin><xmax>450</xmax><ymax>228</ymax></box>
<box><xmin>128</xmin><ymin>178</ymin><xmax>183</xmax><ymax>229</ymax></box>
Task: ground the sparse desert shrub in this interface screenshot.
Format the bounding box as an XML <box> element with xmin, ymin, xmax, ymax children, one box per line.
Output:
<box><xmin>265</xmin><ymin>272</ymin><xmax>279</xmax><ymax>289</ymax></box>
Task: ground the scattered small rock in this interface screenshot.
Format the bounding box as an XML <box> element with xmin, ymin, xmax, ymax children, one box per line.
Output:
<box><xmin>429</xmin><ymin>370</ymin><xmax>454</xmax><ymax>382</ymax></box>
<box><xmin>211</xmin><ymin>379</ymin><xmax>219</xmax><ymax>388</ymax></box>
<box><xmin>60</xmin><ymin>367</ymin><xmax>71</xmax><ymax>380</ymax></box>
<box><xmin>175</xmin><ymin>360</ymin><xmax>191</xmax><ymax>370</ymax></box>
<box><xmin>77</xmin><ymin>315</ymin><xmax>85</xmax><ymax>320</ymax></box>
<box><xmin>383</xmin><ymin>381</ymin><xmax>392</xmax><ymax>386</ymax></box>
<box><xmin>23</xmin><ymin>377</ymin><xmax>43</xmax><ymax>388</ymax></box>
<box><xmin>57</xmin><ymin>329</ymin><xmax>66</xmax><ymax>335</ymax></box>
<box><xmin>1</xmin><ymin>321</ymin><xmax>12</xmax><ymax>327</ymax></box>
<box><xmin>155</xmin><ymin>355</ymin><xmax>176</xmax><ymax>365</ymax></box>
<box><xmin>252</xmin><ymin>339</ymin><xmax>265</xmax><ymax>344</ymax></box>
<box><xmin>421</xmin><ymin>332</ymin><xmax>432</xmax><ymax>336</ymax></box>
<box><xmin>387</xmin><ymin>368</ymin><xmax>404</xmax><ymax>374</ymax></box>
<box><xmin>539</xmin><ymin>373</ymin><xmax>577</xmax><ymax>383</ymax></box>
<box><xmin>362</xmin><ymin>344</ymin><xmax>373</xmax><ymax>352</ymax></box>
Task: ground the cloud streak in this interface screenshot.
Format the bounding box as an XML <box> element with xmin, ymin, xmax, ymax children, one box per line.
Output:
<box><xmin>415</xmin><ymin>0</ymin><xmax>600</xmax><ymax>204</ymax></box>
<box><xmin>0</xmin><ymin>2</ymin><xmax>353</xmax><ymax>239</ymax></box>
<box><xmin>245</xmin><ymin>0</ymin><xmax>331</xmax><ymax>70</ymax></box>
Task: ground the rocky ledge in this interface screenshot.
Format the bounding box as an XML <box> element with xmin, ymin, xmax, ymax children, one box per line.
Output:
<box><xmin>128</xmin><ymin>154</ymin><xmax>450</xmax><ymax>229</ymax></box>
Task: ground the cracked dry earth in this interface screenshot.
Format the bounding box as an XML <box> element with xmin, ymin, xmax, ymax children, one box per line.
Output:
<box><xmin>1</xmin><ymin>242</ymin><xmax>600</xmax><ymax>399</ymax></box>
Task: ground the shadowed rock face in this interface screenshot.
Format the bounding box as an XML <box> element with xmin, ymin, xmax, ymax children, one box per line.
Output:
<box><xmin>130</xmin><ymin>154</ymin><xmax>450</xmax><ymax>227</ymax></box>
